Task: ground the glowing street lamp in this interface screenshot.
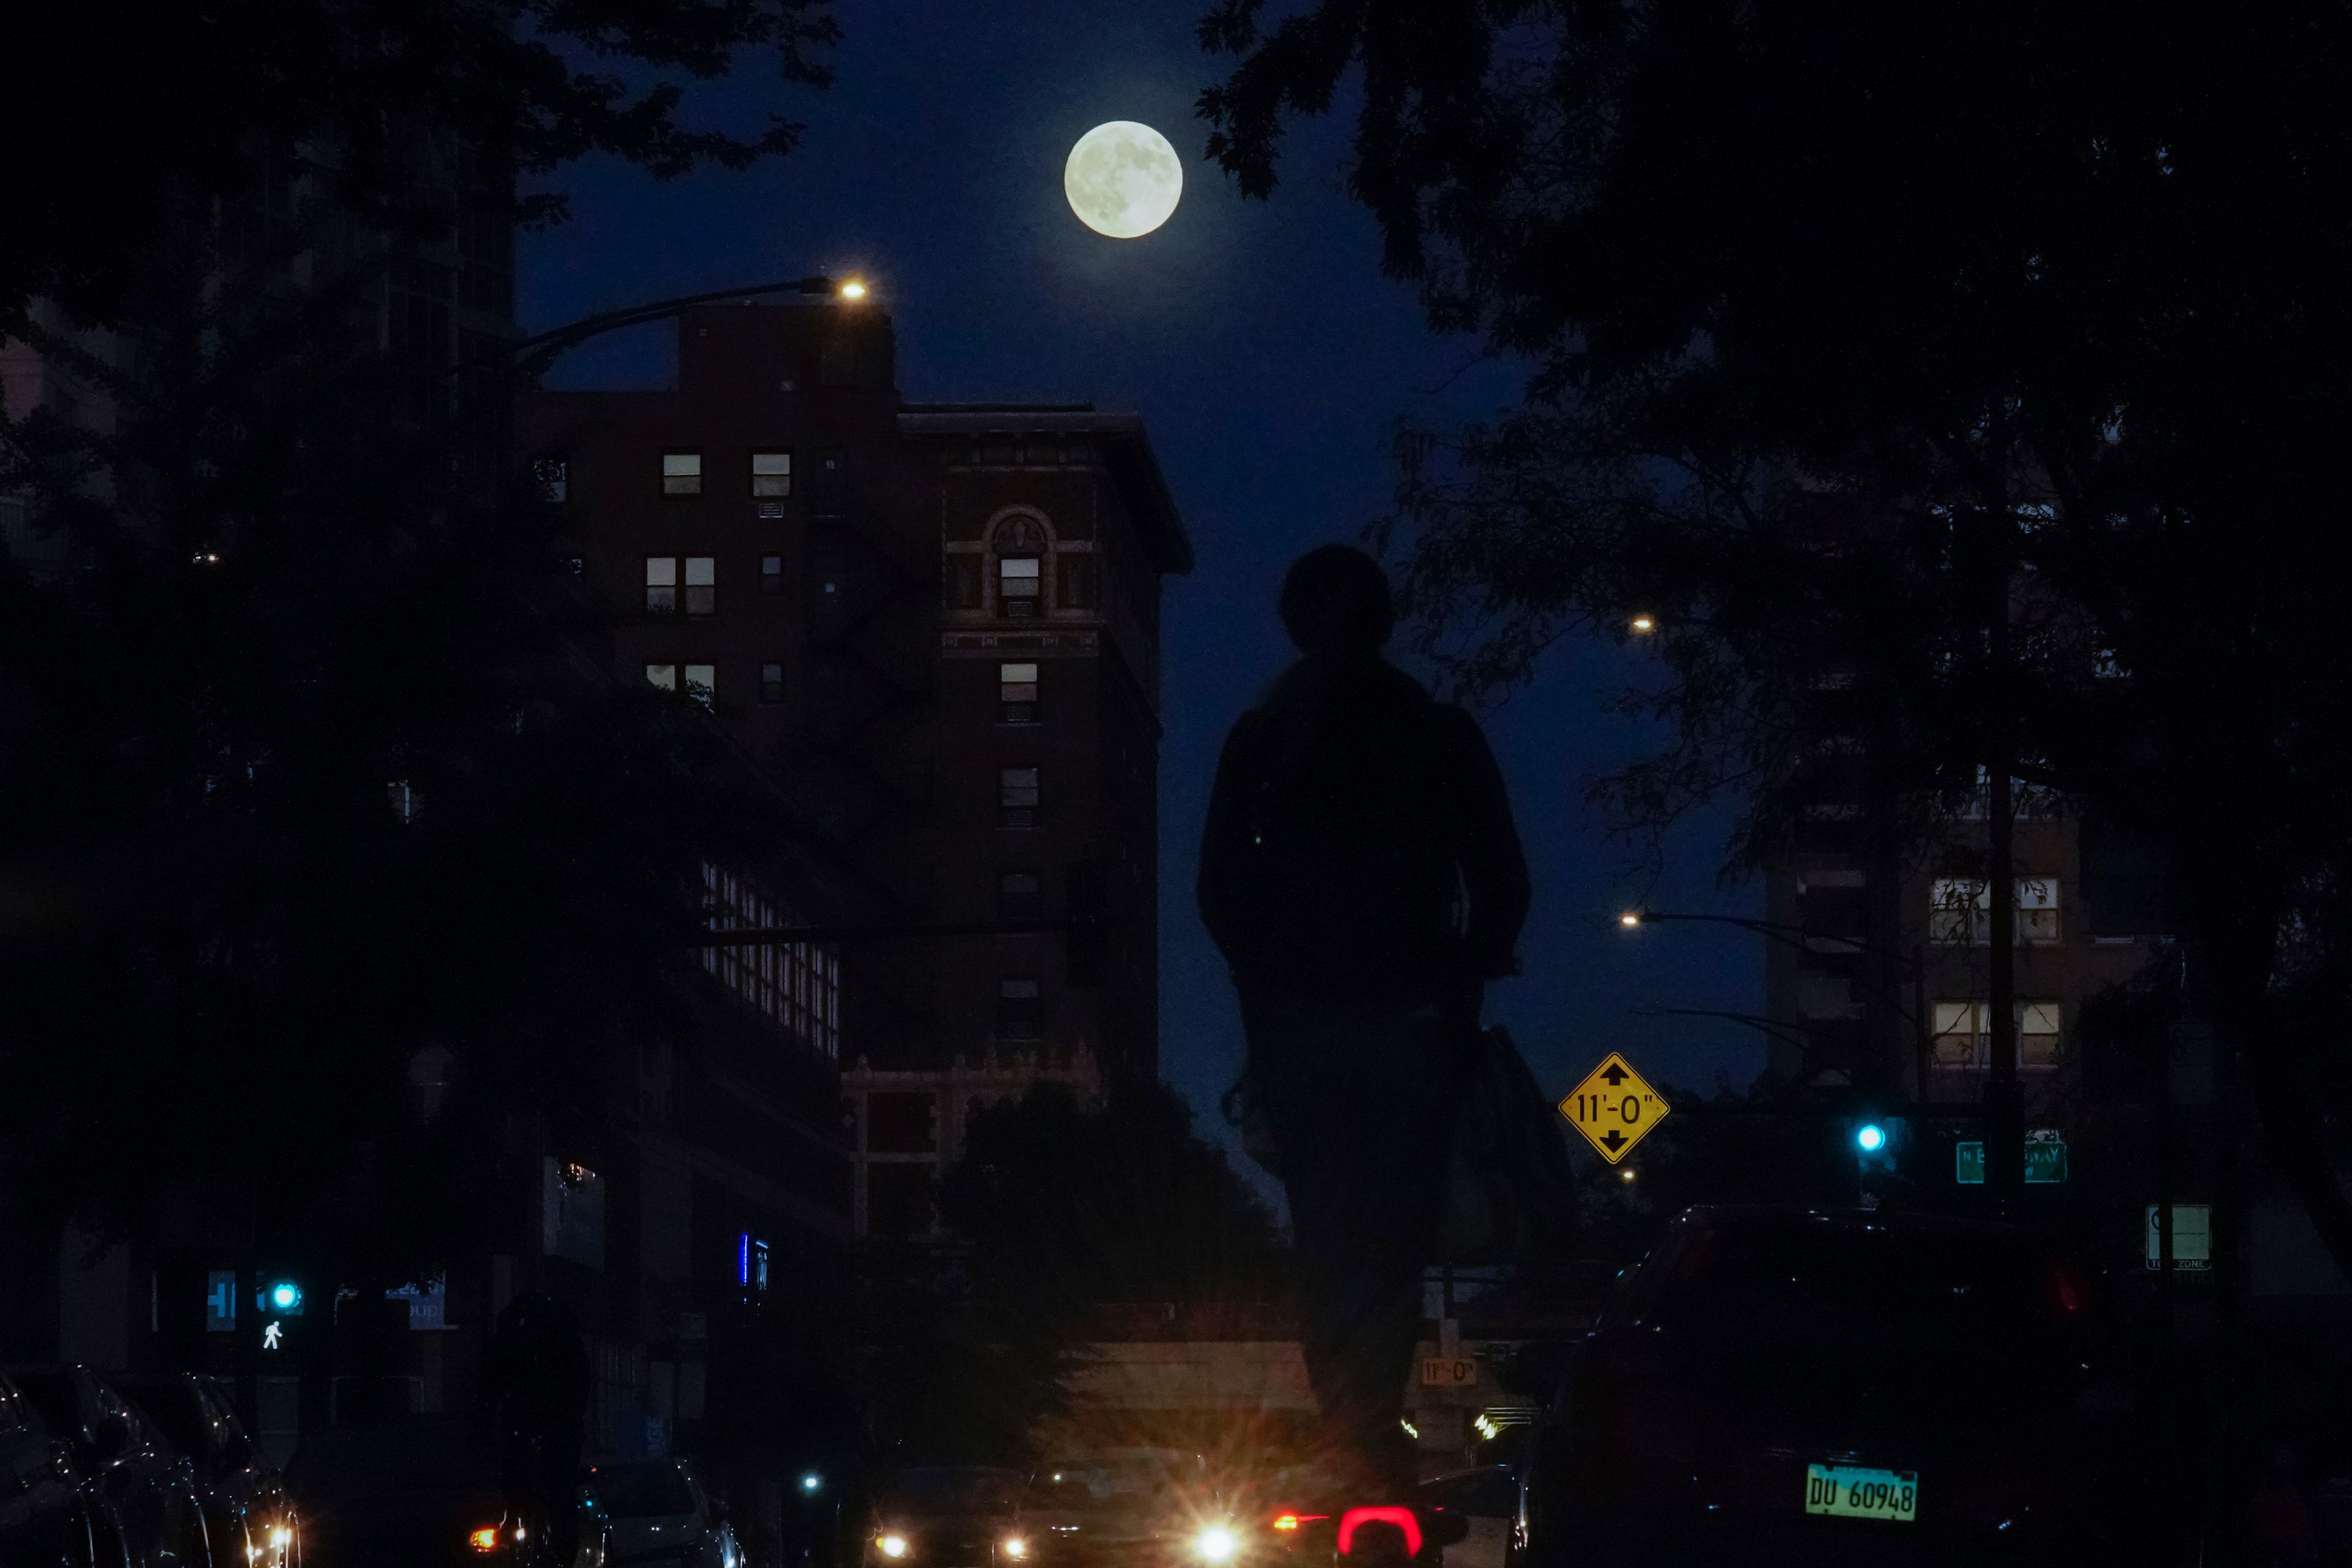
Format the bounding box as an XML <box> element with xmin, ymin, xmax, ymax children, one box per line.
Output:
<box><xmin>1629</xmin><ymin>612</ymin><xmax>1656</xmax><ymax>635</ymax></box>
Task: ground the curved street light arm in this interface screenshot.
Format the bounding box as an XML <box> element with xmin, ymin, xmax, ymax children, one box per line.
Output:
<box><xmin>461</xmin><ymin>274</ymin><xmax>848</xmax><ymax>379</ymax></box>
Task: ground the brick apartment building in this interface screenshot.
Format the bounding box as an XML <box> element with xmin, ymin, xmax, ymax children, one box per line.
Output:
<box><xmin>1763</xmin><ymin>795</ymin><xmax>2177</xmax><ymax>1105</ymax></box>
<box><xmin>519</xmin><ymin>291</ymin><xmax>1192</xmax><ymax>1238</ymax></box>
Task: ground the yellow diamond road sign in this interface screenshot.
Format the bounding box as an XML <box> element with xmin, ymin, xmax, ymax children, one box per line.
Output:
<box><xmin>1559</xmin><ymin>1052</ymin><xmax>1670</xmax><ymax>1163</ymax></box>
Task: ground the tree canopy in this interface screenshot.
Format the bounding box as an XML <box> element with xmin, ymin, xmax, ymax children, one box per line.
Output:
<box><xmin>2</xmin><ymin>0</ymin><xmax>840</xmax><ymax>326</ymax></box>
<box><xmin>1</xmin><ymin>0</ymin><xmax>853</xmax><ymax>1275</ymax></box>
<box><xmin>1200</xmin><ymin>1</ymin><xmax>2352</xmax><ymax>1275</ymax></box>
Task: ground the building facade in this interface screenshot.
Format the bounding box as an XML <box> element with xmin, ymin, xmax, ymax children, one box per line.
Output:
<box><xmin>4</xmin><ymin>169</ymin><xmax>869</xmax><ymax>1541</ymax></box>
<box><xmin>519</xmin><ymin>293</ymin><xmax>1191</xmax><ymax>1237</ymax></box>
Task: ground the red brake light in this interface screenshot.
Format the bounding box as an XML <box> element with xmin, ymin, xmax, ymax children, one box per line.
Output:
<box><xmin>469</xmin><ymin>1528</ymin><xmax>500</xmax><ymax>1553</ymax></box>
<box><xmin>1336</xmin><ymin>1508</ymin><xmax>1422</xmax><ymax>1557</ymax></box>
<box><xmin>2048</xmin><ymin>1259</ymin><xmax>2088</xmax><ymax>1315</ymax></box>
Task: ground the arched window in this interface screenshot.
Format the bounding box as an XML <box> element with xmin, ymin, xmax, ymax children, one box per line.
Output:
<box><xmin>993</xmin><ymin>514</ymin><xmax>1049</xmax><ymax>620</ymax></box>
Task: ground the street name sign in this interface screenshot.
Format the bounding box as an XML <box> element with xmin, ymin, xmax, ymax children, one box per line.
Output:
<box><xmin>1559</xmin><ymin>1053</ymin><xmax>1670</xmax><ymax>1163</ymax></box>
<box><xmin>1954</xmin><ymin>1139</ymin><xmax>2069</xmax><ymax>1185</ymax></box>
<box><xmin>2146</xmin><ymin>1204</ymin><xmax>2212</xmax><ymax>1271</ymax></box>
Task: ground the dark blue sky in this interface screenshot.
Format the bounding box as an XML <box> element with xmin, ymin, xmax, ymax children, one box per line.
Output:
<box><xmin>521</xmin><ymin>0</ymin><xmax>1766</xmax><ymax>1145</ymax></box>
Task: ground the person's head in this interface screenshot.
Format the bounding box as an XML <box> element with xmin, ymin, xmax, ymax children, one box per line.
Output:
<box><xmin>1278</xmin><ymin>545</ymin><xmax>1393</xmax><ymax>658</ymax></box>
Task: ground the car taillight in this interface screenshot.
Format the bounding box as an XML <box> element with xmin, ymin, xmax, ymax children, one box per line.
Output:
<box><xmin>1336</xmin><ymin>1509</ymin><xmax>1422</xmax><ymax>1558</ymax></box>
<box><xmin>469</xmin><ymin>1527</ymin><xmax>500</xmax><ymax>1553</ymax></box>
<box><xmin>2048</xmin><ymin>1259</ymin><xmax>2089</xmax><ymax>1316</ymax></box>
<box><xmin>1270</xmin><ymin>1513</ymin><xmax>1327</xmax><ymax>1532</ymax></box>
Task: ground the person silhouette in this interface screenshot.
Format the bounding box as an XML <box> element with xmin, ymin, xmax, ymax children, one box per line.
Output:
<box><xmin>1199</xmin><ymin>545</ymin><xmax>1529</xmax><ymax>1498</ymax></box>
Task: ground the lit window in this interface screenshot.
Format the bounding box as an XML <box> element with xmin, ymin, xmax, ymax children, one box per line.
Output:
<box><xmin>997</xmin><ymin>976</ymin><xmax>1042</xmax><ymax>1041</ymax></box>
<box><xmin>1000</xmin><ymin>556</ymin><xmax>1041</xmax><ymax>617</ymax></box>
<box><xmin>684</xmin><ymin>665</ymin><xmax>714</xmax><ymax>707</ymax></box>
<box><xmin>999</xmin><ymin>868</ymin><xmax>1043</xmax><ymax>919</ymax></box>
<box><xmin>752</xmin><ymin>451</ymin><xmax>792</xmax><ymax>498</ymax></box>
<box><xmin>1932</xmin><ymin>1000</ymin><xmax>1981</xmax><ymax>1069</ymax></box>
<box><xmin>1000</xmin><ymin>662</ymin><xmax>1039</xmax><ymax>725</ymax></box>
<box><xmin>533</xmin><ymin>458</ymin><xmax>568</xmax><ymax>503</ymax></box>
<box><xmin>1931</xmin><ymin>1000</ymin><xmax>2063</xmax><ymax>1070</ymax></box>
<box><xmin>701</xmin><ymin>862</ymin><xmax>842</xmax><ymax>1058</ymax></box>
<box><xmin>993</xmin><ymin>515</ymin><xmax>1047</xmax><ymax>620</ymax></box>
<box><xmin>1929</xmin><ymin>878</ymin><xmax>2058</xmax><ymax>944</ymax></box>
<box><xmin>1000</xmin><ymin>766</ymin><xmax>1040</xmax><ymax>829</ymax></box>
<box><xmin>2021</xmin><ymin>1000</ymin><xmax>2063</xmax><ymax>1067</ymax></box>
<box><xmin>646</xmin><ymin>664</ymin><xmax>677</xmax><ymax>691</ymax></box>
<box><xmin>646</xmin><ymin>557</ymin><xmax>677</xmax><ymax>614</ymax></box>
<box><xmin>760</xmin><ymin>663</ymin><xmax>785</xmax><ymax>704</ymax></box>
<box><xmin>684</xmin><ymin>556</ymin><xmax>715</xmax><ymax>616</ymax></box>
<box><xmin>2018</xmin><ymin>878</ymin><xmax>2061</xmax><ymax>944</ymax></box>
<box><xmin>663</xmin><ymin>452</ymin><xmax>703</xmax><ymax>495</ymax></box>
<box><xmin>761</xmin><ymin>555</ymin><xmax>783</xmax><ymax>597</ymax></box>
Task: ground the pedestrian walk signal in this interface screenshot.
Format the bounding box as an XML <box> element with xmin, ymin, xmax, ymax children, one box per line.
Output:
<box><xmin>1559</xmin><ymin>1053</ymin><xmax>1670</xmax><ymax>1163</ymax></box>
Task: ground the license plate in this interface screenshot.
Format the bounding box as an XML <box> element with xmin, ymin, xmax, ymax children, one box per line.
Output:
<box><xmin>1803</xmin><ymin>1464</ymin><xmax>1918</xmax><ymax>1522</ymax></box>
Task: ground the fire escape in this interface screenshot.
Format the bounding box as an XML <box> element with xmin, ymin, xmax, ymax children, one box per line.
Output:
<box><xmin>792</xmin><ymin>446</ymin><xmax>939</xmax><ymax>1061</ymax></box>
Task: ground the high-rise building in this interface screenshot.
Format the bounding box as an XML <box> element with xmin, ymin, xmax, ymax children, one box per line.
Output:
<box><xmin>519</xmin><ymin>292</ymin><xmax>1191</xmax><ymax>1237</ymax></box>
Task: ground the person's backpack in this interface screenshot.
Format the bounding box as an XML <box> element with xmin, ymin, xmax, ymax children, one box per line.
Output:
<box><xmin>1430</xmin><ymin>1025</ymin><xmax>1581</xmax><ymax>1264</ymax></box>
<box><xmin>1222</xmin><ymin>1023</ymin><xmax>1577</xmax><ymax>1264</ymax></box>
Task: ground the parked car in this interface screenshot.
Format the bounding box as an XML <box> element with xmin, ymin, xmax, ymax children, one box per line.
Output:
<box><xmin>583</xmin><ymin>1458</ymin><xmax>739</xmax><ymax>1568</ymax></box>
<box><xmin>7</xmin><ymin>1366</ymin><xmax>211</xmax><ymax>1568</ymax></box>
<box><xmin>1</xmin><ymin>1368</ymin><xmax>96</xmax><ymax>1567</ymax></box>
<box><xmin>1414</xmin><ymin>1468</ymin><xmax>1513</xmax><ymax>1568</ymax></box>
<box><xmin>116</xmin><ymin>1373</ymin><xmax>297</xmax><ymax>1568</ymax></box>
<box><xmin>1511</xmin><ymin>1205</ymin><xmax>2152</xmax><ymax>1567</ymax></box>
<box><xmin>286</xmin><ymin>1416</ymin><xmax>607</xmax><ymax>1568</ymax></box>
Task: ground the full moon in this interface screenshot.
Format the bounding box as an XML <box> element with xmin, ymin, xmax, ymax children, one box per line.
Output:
<box><xmin>1064</xmin><ymin>121</ymin><xmax>1183</xmax><ymax>239</ymax></box>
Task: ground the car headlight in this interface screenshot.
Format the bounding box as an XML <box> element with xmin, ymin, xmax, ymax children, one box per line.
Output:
<box><xmin>1193</xmin><ymin>1526</ymin><xmax>1239</xmax><ymax>1564</ymax></box>
<box><xmin>879</xmin><ymin>1535</ymin><xmax>910</xmax><ymax>1559</ymax></box>
<box><xmin>1001</xmin><ymin>1538</ymin><xmax>1027</xmax><ymax>1559</ymax></box>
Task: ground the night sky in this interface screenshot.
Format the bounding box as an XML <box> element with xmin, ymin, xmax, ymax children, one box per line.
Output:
<box><xmin>522</xmin><ymin>0</ymin><xmax>1766</xmax><ymax>1155</ymax></box>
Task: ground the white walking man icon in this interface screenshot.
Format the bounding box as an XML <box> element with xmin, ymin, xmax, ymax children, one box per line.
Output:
<box><xmin>262</xmin><ymin>1321</ymin><xmax>283</xmax><ymax>1350</ymax></box>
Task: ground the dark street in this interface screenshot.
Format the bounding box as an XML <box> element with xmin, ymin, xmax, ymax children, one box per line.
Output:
<box><xmin>9</xmin><ymin>3</ymin><xmax>2352</xmax><ymax>1567</ymax></box>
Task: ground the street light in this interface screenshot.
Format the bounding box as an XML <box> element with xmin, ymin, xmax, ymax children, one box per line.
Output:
<box><xmin>464</xmin><ymin>272</ymin><xmax>865</xmax><ymax>380</ymax></box>
<box><xmin>1629</xmin><ymin>612</ymin><xmax>1656</xmax><ymax>635</ymax></box>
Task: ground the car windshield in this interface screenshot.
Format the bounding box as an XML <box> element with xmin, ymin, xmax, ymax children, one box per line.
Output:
<box><xmin>593</xmin><ymin>1462</ymin><xmax>698</xmax><ymax>1518</ymax></box>
<box><xmin>1030</xmin><ymin>1455</ymin><xmax>1199</xmax><ymax>1515</ymax></box>
<box><xmin>881</xmin><ymin>1468</ymin><xmax>1023</xmax><ymax>1515</ymax></box>
<box><xmin>1654</xmin><ymin>1218</ymin><xmax>2075</xmax><ymax>1362</ymax></box>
